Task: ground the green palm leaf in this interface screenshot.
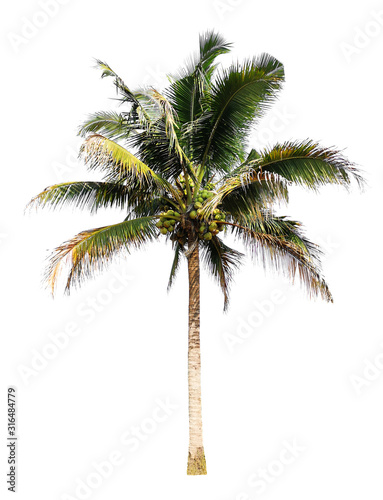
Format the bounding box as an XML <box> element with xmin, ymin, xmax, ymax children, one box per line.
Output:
<box><xmin>137</xmin><ymin>90</ymin><xmax>181</xmax><ymax>150</ymax></box>
<box><xmin>167</xmin><ymin>242</ymin><xmax>184</xmax><ymax>290</ymax></box>
<box><xmin>78</xmin><ymin>111</ymin><xmax>133</xmax><ymax>142</ymax></box>
<box><xmin>79</xmin><ymin>134</ymin><xmax>156</xmax><ymax>182</ymax></box>
<box><xmin>251</xmin><ymin>140</ymin><xmax>364</xmax><ymax>190</ymax></box>
<box><xmin>27</xmin><ymin>181</ymin><xmax>132</xmax><ymax>214</ymax></box>
<box><xmin>227</xmin><ymin>219</ymin><xmax>332</xmax><ymax>302</ymax></box>
<box><xmin>200</xmin><ymin>170</ymin><xmax>289</xmax><ymax>221</ymax></box>
<box><xmin>201</xmin><ymin>237</ymin><xmax>243</xmax><ymax>310</ymax></box>
<box><xmin>95</xmin><ymin>59</ymin><xmax>141</xmax><ymax>106</ymax></box>
<box><xmin>194</xmin><ymin>55</ymin><xmax>285</xmax><ymax>175</ymax></box>
<box><xmin>46</xmin><ymin>217</ymin><xmax>157</xmax><ymax>294</ymax></box>
<box><xmin>167</xmin><ymin>31</ymin><xmax>232</xmax><ymax>125</ymax></box>
<box><xmin>79</xmin><ymin>134</ymin><xmax>183</xmax><ymax>206</ymax></box>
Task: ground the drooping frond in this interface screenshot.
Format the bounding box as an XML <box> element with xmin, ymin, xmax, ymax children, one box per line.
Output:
<box><xmin>27</xmin><ymin>181</ymin><xmax>131</xmax><ymax>214</ymax></box>
<box><xmin>200</xmin><ymin>236</ymin><xmax>243</xmax><ymax>310</ymax></box>
<box><xmin>46</xmin><ymin>217</ymin><xmax>157</xmax><ymax>295</ymax></box>
<box><xmin>167</xmin><ymin>242</ymin><xmax>184</xmax><ymax>290</ymax></box>
<box><xmin>236</xmin><ymin>211</ymin><xmax>323</xmax><ymax>262</ymax></box>
<box><xmin>227</xmin><ymin>219</ymin><xmax>333</xmax><ymax>302</ymax></box>
<box><xmin>250</xmin><ymin>140</ymin><xmax>364</xmax><ymax>190</ymax></box>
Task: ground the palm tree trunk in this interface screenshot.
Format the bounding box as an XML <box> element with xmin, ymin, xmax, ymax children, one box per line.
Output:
<box><xmin>186</xmin><ymin>238</ymin><xmax>207</xmax><ymax>475</ymax></box>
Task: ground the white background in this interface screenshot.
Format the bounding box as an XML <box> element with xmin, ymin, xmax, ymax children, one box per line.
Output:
<box><xmin>1</xmin><ymin>0</ymin><xmax>383</xmax><ymax>499</ymax></box>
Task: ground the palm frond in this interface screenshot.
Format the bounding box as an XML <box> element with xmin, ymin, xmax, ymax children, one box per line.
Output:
<box><xmin>193</xmin><ymin>54</ymin><xmax>284</xmax><ymax>175</ymax></box>
<box><xmin>135</xmin><ymin>88</ymin><xmax>188</xmax><ymax>164</ymax></box>
<box><xmin>200</xmin><ymin>237</ymin><xmax>243</xmax><ymax>310</ymax></box>
<box><xmin>124</xmin><ymin>196</ymin><xmax>164</xmax><ymax>219</ymax></box>
<box><xmin>237</xmin><ymin>211</ymin><xmax>323</xmax><ymax>262</ymax></box>
<box><xmin>220</xmin><ymin>175</ymin><xmax>289</xmax><ymax>219</ymax></box>
<box><xmin>251</xmin><ymin>140</ymin><xmax>364</xmax><ymax>190</ymax></box>
<box><xmin>79</xmin><ymin>135</ymin><xmax>183</xmax><ymax>205</ymax></box>
<box><xmin>128</xmin><ymin>126</ymin><xmax>188</xmax><ymax>183</ymax></box>
<box><xmin>227</xmin><ymin>220</ymin><xmax>333</xmax><ymax>302</ymax></box>
<box><xmin>95</xmin><ymin>59</ymin><xmax>141</xmax><ymax>106</ymax></box>
<box><xmin>200</xmin><ymin>170</ymin><xmax>289</xmax><ymax>221</ymax></box>
<box><xmin>95</xmin><ymin>60</ymin><xmax>155</xmax><ymax>130</ymax></box>
<box><xmin>166</xmin><ymin>31</ymin><xmax>231</xmax><ymax>159</ymax></box>
<box><xmin>46</xmin><ymin>217</ymin><xmax>157</xmax><ymax>294</ymax></box>
<box><xmin>167</xmin><ymin>242</ymin><xmax>184</xmax><ymax>290</ymax></box>
<box><xmin>79</xmin><ymin>134</ymin><xmax>154</xmax><ymax>182</ymax></box>
<box><xmin>197</xmin><ymin>31</ymin><xmax>232</xmax><ymax>77</ymax></box>
<box><xmin>78</xmin><ymin>111</ymin><xmax>133</xmax><ymax>142</ymax></box>
<box><xmin>27</xmin><ymin>181</ymin><xmax>131</xmax><ymax>214</ymax></box>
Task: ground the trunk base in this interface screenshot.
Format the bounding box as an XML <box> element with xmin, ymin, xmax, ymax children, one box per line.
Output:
<box><xmin>187</xmin><ymin>447</ymin><xmax>207</xmax><ymax>475</ymax></box>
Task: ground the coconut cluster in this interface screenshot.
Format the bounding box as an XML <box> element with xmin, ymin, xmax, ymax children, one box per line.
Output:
<box><xmin>156</xmin><ymin>178</ymin><xmax>228</xmax><ymax>243</ymax></box>
<box><xmin>155</xmin><ymin>210</ymin><xmax>181</xmax><ymax>235</ymax></box>
<box><xmin>195</xmin><ymin>208</ymin><xmax>226</xmax><ymax>241</ymax></box>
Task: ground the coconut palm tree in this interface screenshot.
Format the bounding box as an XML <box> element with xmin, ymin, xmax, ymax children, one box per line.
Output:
<box><xmin>28</xmin><ymin>31</ymin><xmax>363</xmax><ymax>475</ymax></box>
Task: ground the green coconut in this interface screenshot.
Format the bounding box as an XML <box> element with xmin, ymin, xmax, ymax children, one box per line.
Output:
<box><xmin>194</xmin><ymin>202</ymin><xmax>203</xmax><ymax>209</ymax></box>
<box><xmin>160</xmin><ymin>227</ymin><xmax>168</xmax><ymax>235</ymax></box>
<box><xmin>203</xmin><ymin>232</ymin><xmax>212</xmax><ymax>240</ymax></box>
<box><xmin>209</xmin><ymin>222</ymin><xmax>218</xmax><ymax>231</ymax></box>
<box><xmin>163</xmin><ymin>220</ymin><xmax>171</xmax><ymax>228</ymax></box>
<box><xmin>199</xmin><ymin>225</ymin><xmax>206</xmax><ymax>233</ymax></box>
<box><xmin>201</xmin><ymin>191</ymin><xmax>208</xmax><ymax>199</ymax></box>
<box><xmin>156</xmin><ymin>221</ymin><xmax>163</xmax><ymax>228</ymax></box>
<box><xmin>190</xmin><ymin>211</ymin><xmax>197</xmax><ymax>219</ymax></box>
<box><xmin>168</xmin><ymin>226</ymin><xmax>175</xmax><ymax>232</ymax></box>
